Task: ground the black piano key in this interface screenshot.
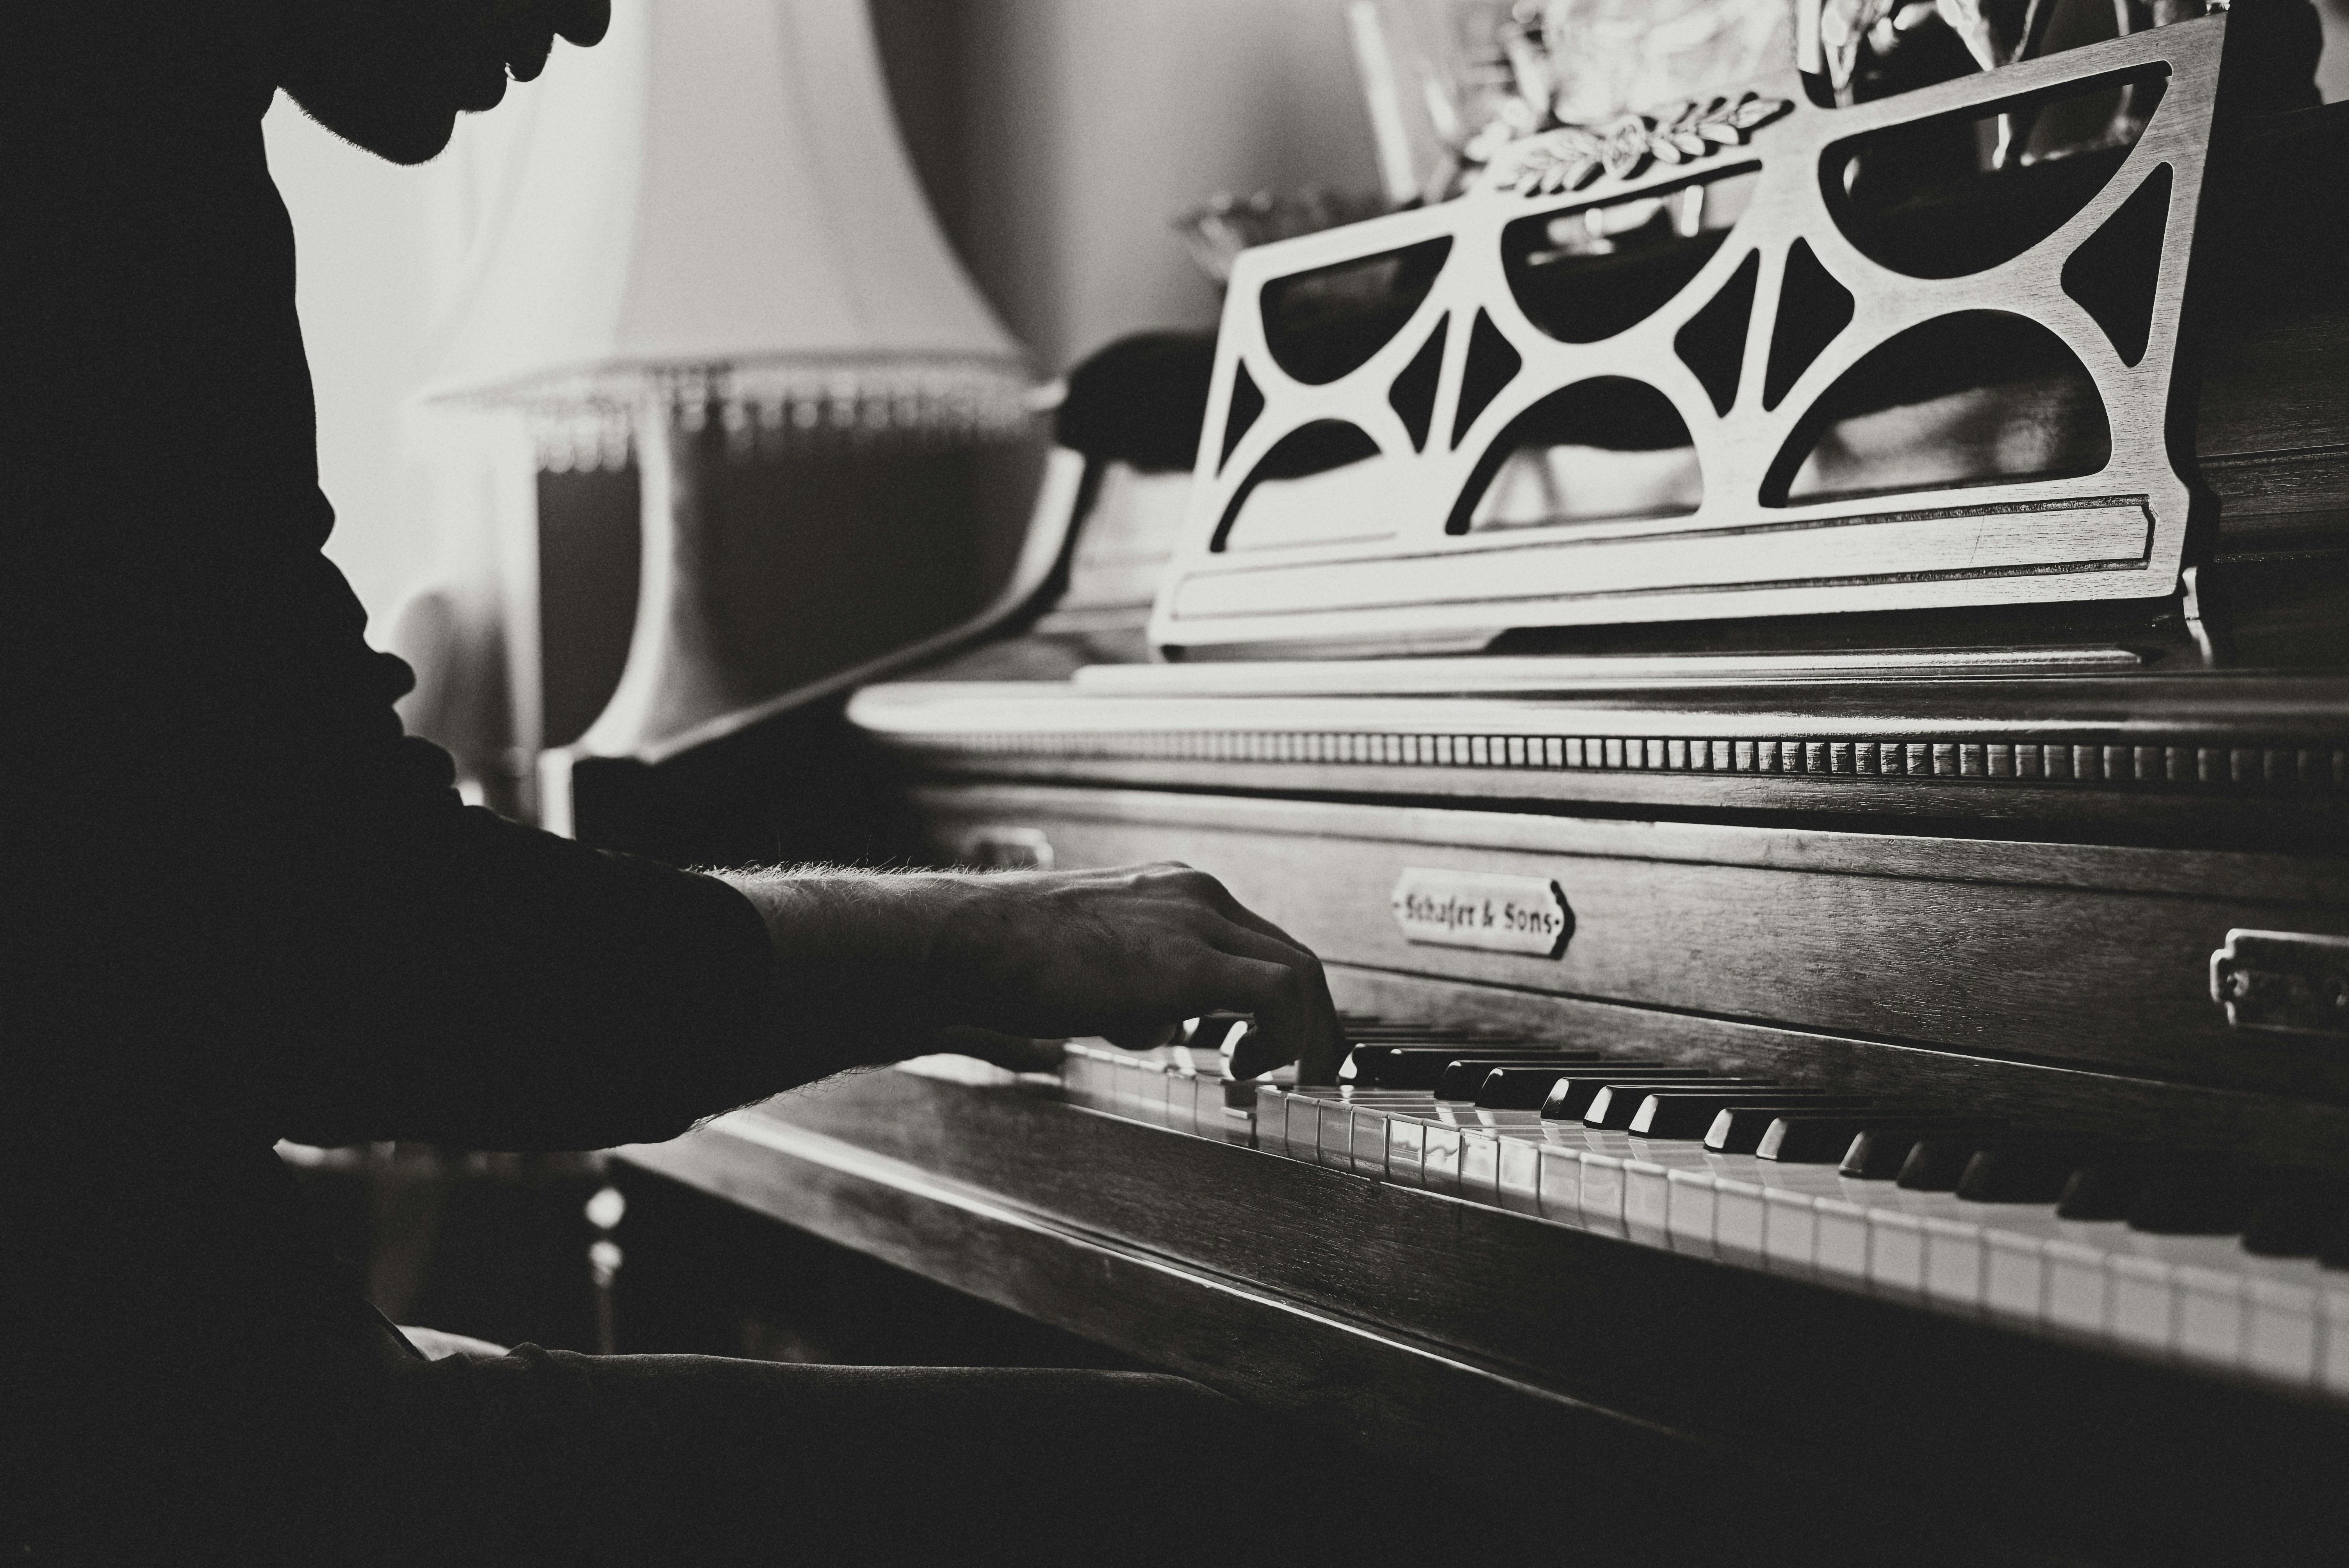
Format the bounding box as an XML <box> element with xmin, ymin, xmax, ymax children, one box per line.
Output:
<box><xmin>1542</xmin><ymin>1070</ymin><xmax>1718</xmax><ymax>1121</ymax></box>
<box><xmin>1703</xmin><ymin>1104</ymin><xmax>1946</xmax><ymax>1155</ymax></box>
<box><xmin>2321</xmin><ymin>1211</ymin><xmax>2349</xmax><ymax>1271</ymax></box>
<box><xmin>1626</xmin><ymin>1090</ymin><xmax>1864</xmax><ymax>1139</ymax></box>
<box><xmin>1706</xmin><ymin>1104</ymin><xmax>1824</xmax><ymax>1154</ymax></box>
<box><xmin>1436</xmin><ymin>1056</ymin><xmax>1595</xmax><ymax>1102</ymax></box>
<box><xmin>1832</xmin><ymin>1122</ymin><xmax>2001</xmax><ymax>1183</ymax></box>
<box><xmin>1347</xmin><ymin>1043</ymin><xmax>1536</xmax><ymax>1087</ymax></box>
<box><xmin>2056</xmin><ymin>1160</ymin><xmax>2152</xmax><ymax>1221</ymax></box>
<box><xmin>1841</xmin><ymin>1126</ymin><xmax>1931</xmax><ymax>1181</ymax></box>
<box><xmin>1583</xmin><ymin>1080</ymin><xmax>1791</xmax><ymax>1130</ymax></box>
<box><xmin>2243</xmin><ymin>1178</ymin><xmax>2347</xmax><ymax>1257</ymax></box>
<box><xmin>1184</xmin><ymin>1012</ymin><xmax>1251</xmax><ymax>1047</ymax></box>
<box><xmin>1343</xmin><ymin>1025</ymin><xmax>1499</xmax><ymax>1042</ymax></box>
<box><xmin>1475</xmin><ymin>1065</ymin><xmax>1606</xmax><ymax>1110</ymax></box>
<box><xmin>1895</xmin><ymin>1135</ymin><xmax>1996</xmax><ymax>1191</ymax></box>
<box><xmin>1624</xmin><ymin>1089</ymin><xmax>1828</xmax><ymax>1138</ymax></box>
<box><xmin>2126</xmin><ymin>1168</ymin><xmax>2258</xmax><ymax>1235</ymax></box>
<box><xmin>1225</xmin><ymin>1022</ymin><xmax>1294</xmax><ymax>1081</ymax></box>
<box><xmin>1360</xmin><ymin>1046</ymin><xmax>1579</xmax><ymax>1090</ymax></box>
<box><xmin>1755</xmin><ymin>1114</ymin><xmax>1998</xmax><ymax>1164</ymax></box>
<box><xmin>1953</xmin><ymin>1142</ymin><xmax>2089</xmax><ymax>1203</ymax></box>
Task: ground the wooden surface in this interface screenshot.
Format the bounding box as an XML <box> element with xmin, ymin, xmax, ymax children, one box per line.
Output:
<box><xmin>847</xmin><ymin>670</ymin><xmax>2349</xmax><ymax>841</ymax></box>
<box><xmin>619</xmin><ymin>1066</ymin><xmax>2349</xmax><ymax>1568</ymax></box>
<box><xmin>905</xmin><ymin>781</ymin><xmax>2349</xmax><ymax>1113</ymax></box>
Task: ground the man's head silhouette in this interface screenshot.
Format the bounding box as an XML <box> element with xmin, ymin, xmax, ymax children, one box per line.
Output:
<box><xmin>278</xmin><ymin>0</ymin><xmax>610</xmax><ymax>164</ymax></box>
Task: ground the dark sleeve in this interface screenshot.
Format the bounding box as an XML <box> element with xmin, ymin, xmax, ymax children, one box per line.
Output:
<box><xmin>233</xmin><ymin>759</ymin><xmax>786</xmax><ymax>1152</ymax></box>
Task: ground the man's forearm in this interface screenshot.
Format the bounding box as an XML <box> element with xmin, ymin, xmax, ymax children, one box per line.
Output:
<box><xmin>712</xmin><ymin>867</ymin><xmax>973</xmax><ymax>1087</ymax></box>
<box><xmin>710</xmin><ymin>860</ymin><xmax>1346</xmax><ymax>1095</ymax></box>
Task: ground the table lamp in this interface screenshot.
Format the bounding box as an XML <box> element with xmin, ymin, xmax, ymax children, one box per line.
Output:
<box><xmin>425</xmin><ymin>0</ymin><xmax>1029</xmax><ymax>823</ymax></box>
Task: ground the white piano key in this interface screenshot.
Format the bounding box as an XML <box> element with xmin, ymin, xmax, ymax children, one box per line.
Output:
<box><xmin>1495</xmin><ymin>1133</ymin><xmax>1545</xmax><ymax>1216</ymax></box>
<box><xmin>1612</xmin><ymin>1140</ymin><xmax>1715</xmax><ymax>1251</ymax></box>
<box><xmin>1253</xmin><ymin>1084</ymin><xmax>1291</xmax><ymax>1151</ymax></box>
<box><xmin>1421</xmin><ymin>1121</ymin><xmax>1462</xmax><ymax>1196</ymax></box>
<box><xmin>1578</xmin><ymin>1151</ymin><xmax>1627</xmax><ymax>1237</ymax></box>
<box><xmin>1128</xmin><ymin>1058</ymin><xmax>1163</xmax><ymax>1123</ymax></box>
<box><xmin>2244</xmin><ymin>1265</ymin><xmax>2322</xmax><ymax>1387</ymax></box>
<box><xmin>2046</xmin><ymin>1235</ymin><xmax>2115</xmax><ymax>1335</ymax></box>
<box><xmin>1348</xmin><ymin>1105</ymin><xmax>1391</xmax><ymax>1176</ymax></box>
<box><xmin>1155</xmin><ymin>1065</ymin><xmax>1186</xmax><ymax>1127</ymax></box>
<box><xmin>1622</xmin><ymin>1158</ymin><xmax>1671</xmax><ymax>1245</ymax></box>
<box><xmin>1853</xmin><ymin>1187</ymin><xmax>1991</xmax><ymax>1310</ymax></box>
<box><xmin>1535</xmin><ymin>1141</ymin><xmax>1584</xmax><ymax>1223</ymax></box>
<box><xmin>1216</xmin><ymin>1081</ymin><xmax>1260</xmax><ymax>1146</ymax></box>
<box><xmin>2319</xmin><ymin>1279</ymin><xmax>2349</xmax><ymax>1397</ymax></box>
<box><xmin>1274</xmin><ymin>1089</ymin><xmax>1310</xmax><ymax>1158</ymax></box>
<box><xmin>1459</xmin><ymin>1126</ymin><xmax>1502</xmax><ymax>1202</ymax></box>
<box><xmin>1814</xmin><ymin>1196</ymin><xmax>1870</xmax><ymax>1282</ymax></box>
<box><xmin>2170</xmin><ymin>1237</ymin><xmax>2260</xmax><ymax>1371</ymax></box>
<box><xmin>1386</xmin><ymin>1114</ymin><xmax>1427</xmax><ymax>1187</ymax></box>
<box><xmin>1983</xmin><ymin>1227</ymin><xmax>2046</xmax><ymax>1322</ymax></box>
<box><xmin>1179</xmin><ymin>1072</ymin><xmax>1211</xmax><ymax>1133</ymax></box>
<box><xmin>1921</xmin><ymin>1214</ymin><xmax>1987</xmax><ymax>1311</ymax></box>
<box><xmin>1712</xmin><ymin>1175</ymin><xmax>1768</xmax><ymax>1265</ymax></box>
<box><xmin>1664</xmin><ymin>1167</ymin><xmax>1718</xmax><ymax>1256</ymax></box>
<box><xmin>1318</xmin><ymin>1096</ymin><xmax>1356</xmax><ymax>1168</ymax></box>
<box><xmin>1763</xmin><ymin>1187</ymin><xmax>1818</xmax><ymax>1272</ymax></box>
<box><xmin>2108</xmin><ymin>1252</ymin><xmax>2176</xmax><ymax>1351</ymax></box>
<box><xmin>1738</xmin><ymin>1164</ymin><xmax>1849</xmax><ymax>1276</ymax></box>
<box><xmin>1343</xmin><ymin>1098</ymin><xmax>1410</xmax><ymax>1175</ymax></box>
<box><xmin>1203</xmin><ymin>1080</ymin><xmax>1236</xmax><ymax>1139</ymax></box>
<box><xmin>1141</xmin><ymin>1060</ymin><xmax>1175</xmax><ymax>1126</ymax></box>
<box><xmin>1060</xmin><ymin>1050</ymin><xmax>1097</xmax><ymax>1110</ymax></box>
<box><xmin>1287</xmin><ymin>1089</ymin><xmax>1344</xmax><ymax>1162</ymax></box>
<box><xmin>1867</xmin><ymin>1207</ymin><xmax>1927</xmax><ymax>1297</ymax></box>
<box><xmin>2175</xmin><ymin>1264</ymin><xmax>2245</xmax><ymax>1367</ymax></box>
<box><xmin>1982</xmin><ymin>1215</ymin><xmax>2098</xmax><ymax>1325</ymax></box>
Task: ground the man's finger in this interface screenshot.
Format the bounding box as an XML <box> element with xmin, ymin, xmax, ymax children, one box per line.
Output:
<box><xmin>1102</xmin><ymin>1019</ymin><xmax>1182</xmax><ymax>1053</ymax></box>
<box><xmin>1201</xmin><ymin>926</ymin><xmax>1342</xmax><ymax>1083</ymax></box>
<box><xmin>930</xmin><ymin>1026</ymin><xmax>1066</xmax><ymax>1074</ymax></box>
<box><xmin>1194</xmin><ymin>950</ymin><xmax>1343</xmax><ymax>1087</ymax></box>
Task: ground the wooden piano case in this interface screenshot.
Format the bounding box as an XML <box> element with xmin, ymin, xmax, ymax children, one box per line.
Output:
<box><xmin>596</xmin><ymin>10</ymin><xmax>2349</xmax><ymax>1563</ymax></box>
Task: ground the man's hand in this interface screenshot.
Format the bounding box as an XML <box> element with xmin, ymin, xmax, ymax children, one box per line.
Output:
<box><xmin>720</xmin><ymin>863</ymin><xmax>1344</xmax><ymax>1088</ymax></box>
<box><xmin>920</xmin><ymin>863</ymin><xmax>1342</xmax><ymax>1083</ymax></box>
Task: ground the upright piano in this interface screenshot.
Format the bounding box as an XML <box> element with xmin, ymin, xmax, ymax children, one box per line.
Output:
<box><xmin>598</xmin><ymin>7</ymin><xmax>2349</xmax><ymax>1561</ymax></box>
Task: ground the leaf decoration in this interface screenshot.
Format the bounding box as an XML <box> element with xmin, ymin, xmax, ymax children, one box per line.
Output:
<box><xmin>1492</xmin><ymin>126</ymin><xmax>1604</xmax><ymax>196</ymax></box>
<box><xmin>1484</xmin><ymin>92</ymin><xmax>1791</xmax><ymax>196</ymax></box>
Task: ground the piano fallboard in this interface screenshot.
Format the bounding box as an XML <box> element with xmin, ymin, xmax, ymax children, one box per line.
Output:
<box><xmin>906</xmin><ymin>781</ymin><xmax>2349</xmax><ymax>1140</ymax></box>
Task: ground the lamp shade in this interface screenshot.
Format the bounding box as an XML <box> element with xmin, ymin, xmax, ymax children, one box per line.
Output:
<box><xmin>425</xmin><ymin>0</ymin><xmax>1026</xmax><ymax>429</ymax></box>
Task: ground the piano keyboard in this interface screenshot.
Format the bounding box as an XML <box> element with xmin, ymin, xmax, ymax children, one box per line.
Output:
<box><xmin>1059</xmin><ymin>1026</ymin><xmax>2349</xmax><ymax>1401</ymax></box>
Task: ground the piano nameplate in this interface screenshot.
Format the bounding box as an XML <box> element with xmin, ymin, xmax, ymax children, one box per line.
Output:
<box><xmin>1391</xmin><ymin>868</ymin><xmax>1573</xmax><ymax>957</ymax></box>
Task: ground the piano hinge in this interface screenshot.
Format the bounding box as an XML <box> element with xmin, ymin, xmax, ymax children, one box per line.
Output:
<box><xmin>2210</xmin><ymin>929</ymin><xmax>2349</xmax><ymax>1039</ymax></box>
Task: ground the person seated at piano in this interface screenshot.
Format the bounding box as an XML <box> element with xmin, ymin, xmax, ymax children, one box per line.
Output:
<box><xmin>2</xmin><ymin>3</ymin><xmax>1341</xmax><ymax>1564</ymax></box>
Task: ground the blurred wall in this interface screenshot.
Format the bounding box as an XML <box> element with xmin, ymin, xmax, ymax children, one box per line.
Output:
<box><xmin>266</xmin><ymin>0</ymin><xmax>1382</xmax><ymax>641</ymax></box>
<box><xmin>262</xmin><ymin>99</ymin><xmax>442</xmax><ymax>630</ymax></box>
<box><xmin>904</xmin><ymin>0</ymin><xmax>1381</xmax><ymax>373</ymax></box>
